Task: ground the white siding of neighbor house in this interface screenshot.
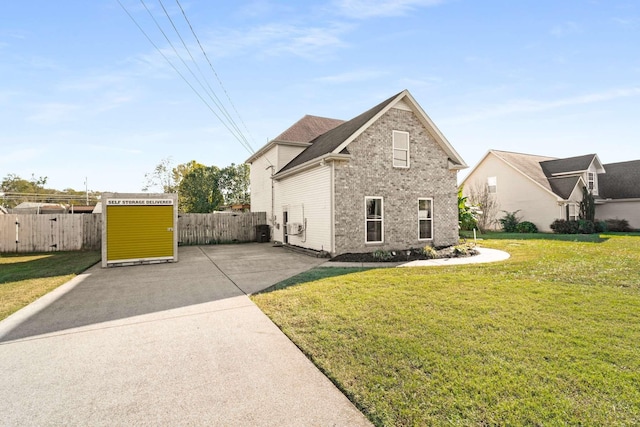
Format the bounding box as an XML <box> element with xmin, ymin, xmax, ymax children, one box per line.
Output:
<box><xmin>597</xmin><ymin>201</ymin><xmax>640</xmax><ymax>230</ymax></box>
<box><xmin>249</xmin><ymin>145</ymin><xmax>277</xmax><ymax>220</ymax></box>
<box><xmin>273</xmin><ymin>165</ymin><xmax>332</xmax><ymax>252</ymax></box>
<box><xmin>462</xmin><ymin>153</ymin><xmax>563</xmax><ymax>232</ymax></box>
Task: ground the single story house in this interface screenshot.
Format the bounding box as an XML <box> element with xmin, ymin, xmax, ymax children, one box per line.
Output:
<box><xmin>460</xmin><ymin>149</ymin><xmax>640</xmax><ymax>231</ymax></box>
<box><xmin>246</xmin><ymin>89</ymin><xmax>468</xmax><ymax>255</ymax></box>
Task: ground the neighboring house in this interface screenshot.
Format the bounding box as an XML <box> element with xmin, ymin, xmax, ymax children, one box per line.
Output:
<box><xmin>246</xmin><ymin>89</ymin><xmax>468</xmax><ymax>255</ymax></box>
<box><xmin>11</xmin><ymin>202</ymin><xmax>67</xmax><ymax>214</ymax></box>
<box><xmin>460</xmin><ymin>149</ymin><xmax>640</xmax><ymax>231</ymax></box>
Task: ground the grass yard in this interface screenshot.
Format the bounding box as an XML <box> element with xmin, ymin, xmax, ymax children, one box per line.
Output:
<box><xmin>251</xmin><ymin>235</ymin><xmax>640</xmax><ymax>426</ymax></box>
<box><xmin>0</xmin><ymin>251</ymin><xmax>101</xmax><ymax>320</ymax></box>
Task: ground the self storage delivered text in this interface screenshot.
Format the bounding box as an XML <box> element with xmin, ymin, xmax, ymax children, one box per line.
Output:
<box><xmin>107</xmin><ymin>199</ymin><xmax>174</xmax><ymax>206</ymax></box>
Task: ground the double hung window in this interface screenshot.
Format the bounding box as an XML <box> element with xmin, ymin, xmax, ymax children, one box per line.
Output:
<box><xmin>418</xmin><ymin>198</ymin><xmax>433</xmax><ymax>240</ymax></box>
<box><xmin>393</xmin><ymin>131</ymin><xmax>410</xmax><ymax>168</ymax></box>
<box><xmin>365</xmin><ymin>197</ymin><xmax>383</xmax><ymax>243</ymax></box>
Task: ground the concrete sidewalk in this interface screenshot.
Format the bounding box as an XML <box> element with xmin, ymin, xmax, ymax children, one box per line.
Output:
<box><xmin>0</xmin><ymin>244</ymin><xmax>371</xmax><ymax>426</ymax></box>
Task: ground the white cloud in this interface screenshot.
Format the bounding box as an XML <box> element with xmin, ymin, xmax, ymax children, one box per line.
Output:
<box><xmin>550</xmin><ymin>21</ymin><xmax>581</xmax><ymax>37</ymax></box>
<box><xmin>315</xmin><ymin>69</ymin><xmax>389</xmax><ymax>83</ymax></box>
<box><xmin>333</xmin><ymin>0</ymin><xmax>445</xmax><ymax>19</ymax></box>
<box><xmin>27</xmin><ymin>103</ymin><xmax>80</xmax><ymax>125</ymax></box>
<box><xmin>444</xmin><ymin>87</ymin><xmax>640</xmax><ymax>124</ymax></box>
<box><xmin>205</xmin><ymin>22</ymin><xmax>352</xmax><ymax>61</ymax></box>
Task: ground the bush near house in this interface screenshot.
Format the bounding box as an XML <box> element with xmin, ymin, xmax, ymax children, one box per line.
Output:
<box><xmin>551</xmin><ymin>218</ymin><xmax>627</xmax><ymax>234</ymax></box>
<box><xmin>516</xmin><ymin>221</ymin><xmax>538</xmax><ymax>233</ymax></box>
<box><xmin>498</xmin><ymin>210</ymin><xmax>521</xmax><ymax>232</ymax></box>
<box><xmin>605</xmin><ymin>218</ymin><xmax>632</xmax><ymax>232</ymax></box>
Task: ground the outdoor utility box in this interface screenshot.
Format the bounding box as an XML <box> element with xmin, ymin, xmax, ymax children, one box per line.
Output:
<box><xmin>255</xmin><ymin>224</ymin><xmax>270</xmax><ymax>243</ymax></box>
<box><xmin>101</xmin><ymin>193</ymin><xmax>178</xmax><ymax>267</ymax></box>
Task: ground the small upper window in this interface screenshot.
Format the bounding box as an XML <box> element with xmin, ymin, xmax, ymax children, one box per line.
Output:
<box><xmin>487</xmin><ymin>176</ymin><xmax>497</xmax><ymax>194</ymax></box>
<box><xmin>587</xmin><ymin>172</ymin><xmax>598</xmax><ymax>195</ymax></box>
<box><xmin>393</xmin><ymin>131</ymin><xmax>410</xmax><ymax>168</ymax></box>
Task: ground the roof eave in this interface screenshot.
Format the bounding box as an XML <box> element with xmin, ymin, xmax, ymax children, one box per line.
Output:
<box><xmin>272</xmin><ymin>153</ymin><xmax>351</xmax><ymax>180</ymax></box>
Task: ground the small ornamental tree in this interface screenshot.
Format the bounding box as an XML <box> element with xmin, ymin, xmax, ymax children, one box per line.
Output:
<box><xmin>579</xmin><ymin>186</ymin><xmax>596</xmax><ymax>222</ymax></box>
<box><xmin>458</xmin><ymin>187</ymin><xmax>479</xmax><ymax>230</ymax></box>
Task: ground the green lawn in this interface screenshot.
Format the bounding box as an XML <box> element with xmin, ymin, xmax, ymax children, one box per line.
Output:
<box><xmin>251</xmin><ymin>235</ymin><xmax>640</xmax><ymax>426</ymax></box>
<box><xmin>0</xmin><ymin>251</ymin><xmax>101</xmax><ymax>320</ymax></box>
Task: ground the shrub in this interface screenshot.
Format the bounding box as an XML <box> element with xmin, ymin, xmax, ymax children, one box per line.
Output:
<box><xmin>452</xmin><ymin>245</ymin><xmax>468</xmax><ymax>256</ymax></box>
<box><xmin>516</xmin><ymin>221</ymin><xmax>538</xmax><ymax>233</ymax></box>
<box><xmin>421</xmin><ymin>246</ymin><xmax>438</xmax><ymax>259</ymax></box>
<box><xmin>605</xmin><ymin>218</ymin><xmax>632</xmax><ymax>232</ymax></box>
<box><xmin>551</xmin><ymin>219</ymin><xmax>601</xmax><ymax>234</ymax></box>
<box><xmin>550</xmin><ymin>219</ymin><xmax>580</xmax><ymax>234</ymax></box>
<box><xmin>372</xmin><ymin>249</ymin><xmax>393</xmax><ymax>261</ymax></box>
<box><xmin>499</xmin><ymin>210</ymin><xmax>521</xmax><ymax>232</ymax></box>
<box><xmin>594</xmin><ymin>220</ymin><xmax>608</xmax><ymax>233</ymax></box>
<box><xmin>578</xmin><ymin>220</ymin><xmax>595</xmax><ymax>234</ymax></box>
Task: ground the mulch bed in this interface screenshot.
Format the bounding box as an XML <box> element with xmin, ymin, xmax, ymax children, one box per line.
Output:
<box><xmin>330</xmin><ymin>246</ymin><xmax>479</xmax><ymax>263</ymax></box>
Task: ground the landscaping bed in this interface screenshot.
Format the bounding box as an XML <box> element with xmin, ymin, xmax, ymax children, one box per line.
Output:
<box><xmin>330</xmin><ymin>243</ymin><xmax>479</xmax><ymax>263</ymax></box>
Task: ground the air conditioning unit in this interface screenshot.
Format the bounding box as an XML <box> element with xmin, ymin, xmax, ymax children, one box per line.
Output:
<box><xmin>286</xmin><ymin>222</ymin><xmax>304</xmax><ymax>235</ymax></box>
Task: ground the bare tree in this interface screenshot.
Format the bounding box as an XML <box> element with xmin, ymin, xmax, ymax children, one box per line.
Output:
<box><xmin>467</xmin><ymin>181</ymin><xmax>500</xmax><ymax>232</ymax></box>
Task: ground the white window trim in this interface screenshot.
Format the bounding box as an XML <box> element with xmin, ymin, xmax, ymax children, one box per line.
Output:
<box><xmin>392</xmin><ymin>130</ymin><xmax>410</xmax><ymax>168</ymax></box>
<box><xmin>487</xmin><ymin>176</ymin><xmax>497</xmax><ymax>194</ymax></box>
<box><xmin>588</xmin><ymin>172</ymin><xmax>598</xmax><ymax>195</ymax></box>
<box><xmin>365</xmin><ymin>196</ymin><xmax>384</xmax><ymax>244</ymax></box>
<box><xmin>418</xmin><ymin>198</ymin><xmax>434</xmax><ymax>241</ymax></box>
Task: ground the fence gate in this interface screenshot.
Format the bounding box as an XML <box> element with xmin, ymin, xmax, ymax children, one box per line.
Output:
<box><xmin>101</xmin><ymin>193</ymin><xmax>178</xmax><ymax>267</ymax></box>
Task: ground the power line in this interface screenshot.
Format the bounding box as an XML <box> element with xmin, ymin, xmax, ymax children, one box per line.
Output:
<box><xmin>173</xmin><ymin>0</ymin><xmax>257</xmax><ymax>150</ymax></box>
<box><xmin>117</xmin><ymin>0</ymin><xmax>255</xmax><ymax>154</ymax></box>
<box><xmin>155</xmin><ymin>0</ymin><xmax>252</xmax><ymax>153</ymax></box>
<box><xmin>116</xmin><ymin>0</ymin><xmax>254</xmax><ymax>155</ymax></box>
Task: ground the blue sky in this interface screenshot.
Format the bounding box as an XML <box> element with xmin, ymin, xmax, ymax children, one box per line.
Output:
<box><xmin>1</xmin><ymin>0</ymin><xmax>639</xmax><ymax>193</ymax></box>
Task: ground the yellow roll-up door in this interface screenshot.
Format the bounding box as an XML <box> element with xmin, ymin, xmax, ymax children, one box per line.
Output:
<box><xmin>106</xmin><ymin>205</ymin><xmax>174</xmax><ymax>261</ymax></box>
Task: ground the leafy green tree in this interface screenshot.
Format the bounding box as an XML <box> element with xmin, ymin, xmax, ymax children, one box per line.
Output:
<box><xmin>218</xmin><ymin>163</ymin><xmax>250</xmax><ymax>205</ymax></box>
<box><xmin>178</xmin><ymin>165</ymin><xmax>223</xmax><ymax>213</ymax></box>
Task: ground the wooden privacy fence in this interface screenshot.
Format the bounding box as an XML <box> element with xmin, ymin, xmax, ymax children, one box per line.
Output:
<box><xmin>0</xmin><ymin>212</ymin><xmax>267</xmax><ymax>253</ymax></box>
<box><xmin>178</xmin><ymin>212</ymin><xmax>267</xmax><ymax>245</ymax></box>
<box><xmin>0</xmin><ymin>214</ymin><xmax>102</xmax><ymax>253</ymax></box>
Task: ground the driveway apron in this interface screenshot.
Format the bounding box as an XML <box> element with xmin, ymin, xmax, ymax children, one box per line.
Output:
<box><xmin>0</xmin><ymin>244</ymin><xmax>371</xmax><ymax>426</ymax></box>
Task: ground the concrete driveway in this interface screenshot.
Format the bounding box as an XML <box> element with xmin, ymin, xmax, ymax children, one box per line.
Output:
<box><xmin>0</xmin><ymin>244</ymin><xmax>372</xmax><ymax>426</ymax></box>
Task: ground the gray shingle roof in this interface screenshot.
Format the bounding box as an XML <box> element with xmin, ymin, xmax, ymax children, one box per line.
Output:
<box><xmin>548</xmin><ymin>176</ymin><xmax>581</xmax><ymax>199</ymax></box>
<box><xmin>491</xmin><ymin>150</ymin><xmax>557</xmax><ymax>192</ymax></box>
<box><xmin>276</xmin><ymin>91</ymin><xmax>402</xmax><ymax>174</ymax></box>
<box><xmin>273</xmin><ymin>115</ymin><xmax>345</xmax><ymax>143</ymax></box>
<box><xmin>540</xmin><ymin>154</ymin><xmax>597</xmax><ymax>176</ymax></box>
<box><xmin>599</xmin><ymin>160</ymin><xmax>640</xmax><ymax>199</ymax></box>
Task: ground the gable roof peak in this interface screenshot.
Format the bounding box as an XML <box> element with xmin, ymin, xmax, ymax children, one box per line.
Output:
<box><xmin>273</xmin><ymin>89</ymin><xmax>467</xmax><ymax>177</ymax></box>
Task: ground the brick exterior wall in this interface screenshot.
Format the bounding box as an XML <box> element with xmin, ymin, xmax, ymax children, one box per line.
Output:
<box><xmin>333</xmin><ymin>107</ymin><xmax>459</xmax><ymax>253</ymax></box>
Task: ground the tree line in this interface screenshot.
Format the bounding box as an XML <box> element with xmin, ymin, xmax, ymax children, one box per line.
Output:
<box><xmin>1</xmin><ymin>159</ymin><xmax>250</xmax><ymax>214</ymax></box>
<box><xmin>0</xmin><ymin>174</ymin><xmax>95</xmax><ymax>208</ymax></box>
<box><xmin>142</xmin><ymin>158</ymin><xmax>250</xmax><ymax>213</ymax></box>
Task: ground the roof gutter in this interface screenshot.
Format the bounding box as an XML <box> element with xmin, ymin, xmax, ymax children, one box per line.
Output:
<box><xmin>272</xmin><ymin>153</ymin><xmax>351</xmax><ymax>181</ymax></box>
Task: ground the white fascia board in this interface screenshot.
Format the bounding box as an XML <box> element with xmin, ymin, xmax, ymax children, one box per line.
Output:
<box><xmin>331</xmin><ymin>90</ymin><xmax>468</xmax><ymax>169</ymax></box>
<box><xmin>458</xmin><ymin>150</ymin><xmax>494</xmax><ymax>188</ymax></box>
<box><xmin>272</xmin><ymin>153</ymin><xmax>350</xmax><ymax>181</ymax></box>
<box><xmin>331</xmin><ymin>91</ymin><xmax>407</xmax><ymax>156</ymax></box>
<box><xmin>403</xmin><ymin>91</ymin><xmax>468</xmax><ymax>169</ymax></box>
